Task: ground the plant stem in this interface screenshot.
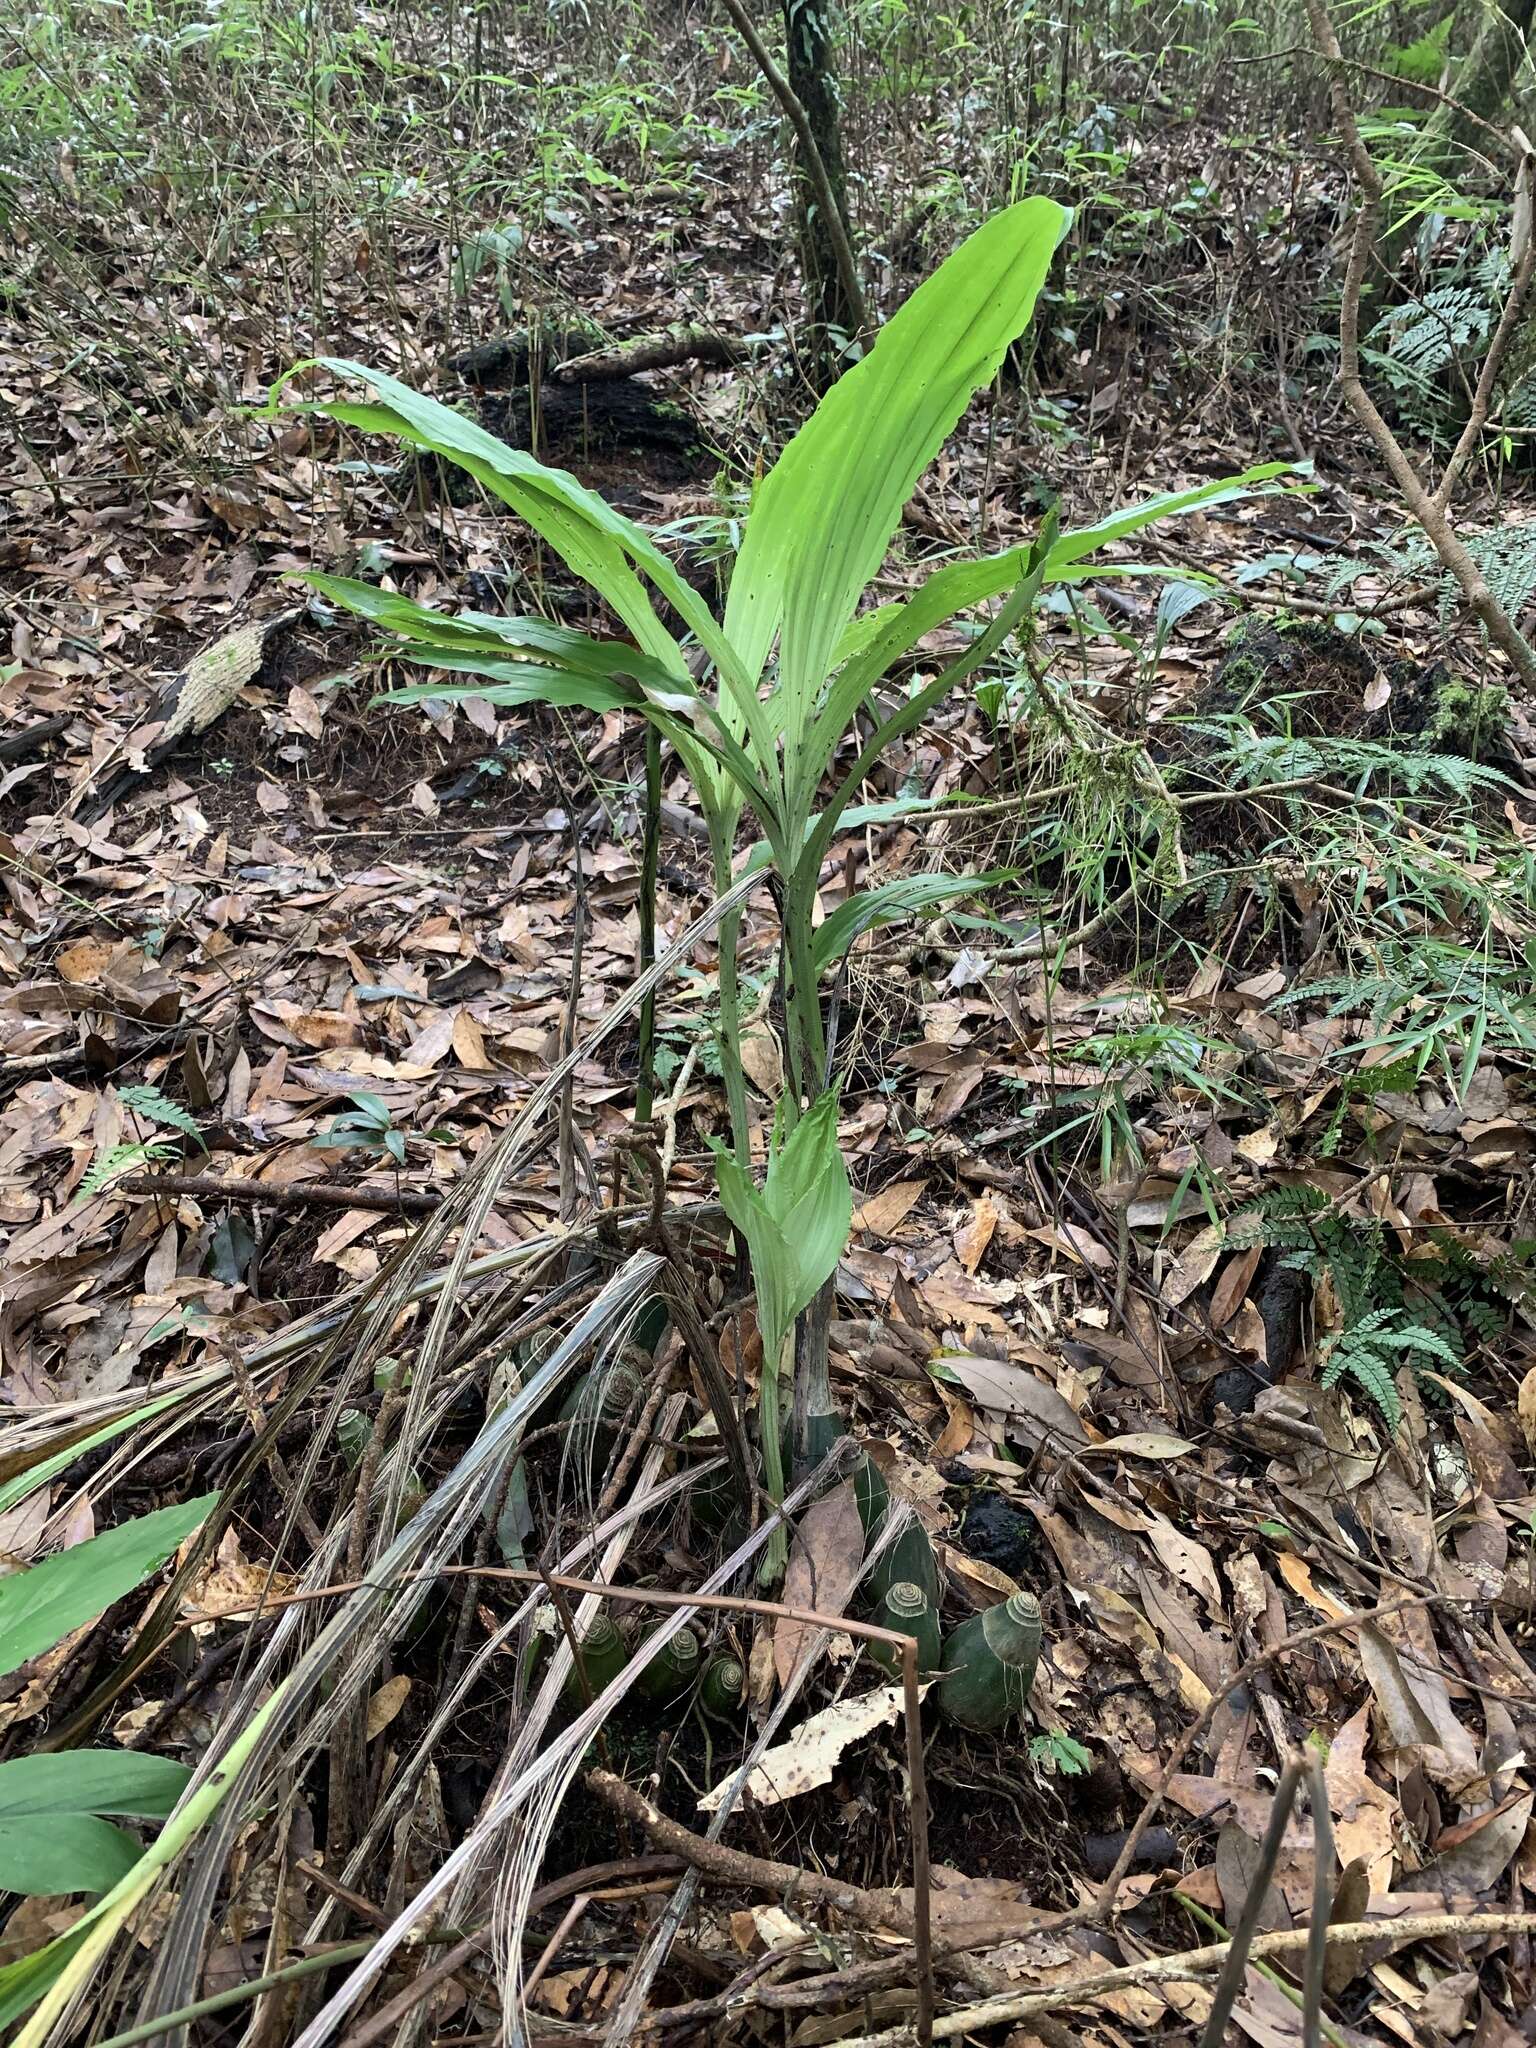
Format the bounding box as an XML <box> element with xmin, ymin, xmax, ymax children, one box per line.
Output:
<box><xmin>89</xmin><ymin>1941</ymin><xmax>378</xmax><ymax>2048</ymax></box>
<box><xmin>711</xmin><ymin>838</ymin><xmax>753</xmax><ymax>1166</ymax></box>
<box><xmin>759</xmin><ymin>1328</ymin><xmax>790</xmax><ymax>1579</ymax></box>
<box><xmin>637</xmin><ymin>723</ymin><xmax>662</xmax><ymax>1125</ymax></box>
<box><xmin>791</xmin><ymin>1275</ymin><xmax>837</xmax><ymax>1476</ymax></box>
<box><xmin>782</xmin><ymin>879</ymin><xmax>827</xmax><ymax>1103</ymax></box>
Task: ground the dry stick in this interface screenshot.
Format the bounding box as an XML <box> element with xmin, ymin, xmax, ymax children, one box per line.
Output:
<box><xmin>1303</xmin><ymin>1749</ymin><xmax>1336</xmax><ymax>2048</ymax></box>
<box><xmin>839</xmin><ymin>1913</ymin><xmax>1536</xmax><ymax>2048</ymax></box>
<box><xmin>589</xmin><ymin>1770</ymin><xmax>930</xmax><ymax>1939</ymax></box>
<box><xmin>1303</xmin><ymin>0</ymin><xmax>1536</xmax><ymax>686</ymax></box>
<box><xmin>521</xmin><ymin>1894</ymin><xmax>591</xmax><ymax>2008</ymax></box>
<box><xmin>554</xmin><ymin>327</ymin><xmax>747</xmax><ymax>383</ymax></box>
<box><xmin>334</xmin><ymin>1932</ymin><xmax>489</xmax><ymax>2048</ymax></box>
<box><xmin>1196</xmin><ymin>1754</ymin><xmax>1305</xmax><ymax>2048</ymax></box>
<box><xmin>715</xmin><ymin>0</ymin><xmax>868</xmax><ymax>338</ymax></box>
<box><xmin>118</xmin><ymin>1172</ymin><xmax>442</xmax><ymax>1214</ymax></box>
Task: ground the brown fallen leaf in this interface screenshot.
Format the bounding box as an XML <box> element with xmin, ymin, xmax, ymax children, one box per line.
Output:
<box><xmin>365</xmin><ymin>1673</ymin><xmax>411</xmax><ymax>1741</ymax></box>
<box><xmin>937</xmin><ymin>1355</ymin><xmax>1088</xmax><ymax>1452</ymax></box>
<box><xmin>955</xmin><ymin>1193</ymin><xmax>1001</xmax><ymax>1273</ymax></box>
<box><xmin>1324</xmin><ymin>1704</ymin><xmax>1399</xmax><ymax>1892</ymax></box>
<box><xmin>774</xmin><ymin>1478</ymin><xmax>864</xmax><ymax>1687</ymax></box>
<box><xmin>1426</xmin><ymin>1790</ymin><xmax>1534</xmax><ymax>1895</ymax></box>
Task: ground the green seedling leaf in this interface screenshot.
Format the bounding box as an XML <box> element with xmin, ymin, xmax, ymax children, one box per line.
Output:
<box><xmin>711</xmin><ymin>1092</ymin><xmax>852</xmax><ymax>1367</ymax></box>
<box><xmin>0</xmin><ymin>1496</ymin><xmax>217</xmax><ymax>1675</ymax></box>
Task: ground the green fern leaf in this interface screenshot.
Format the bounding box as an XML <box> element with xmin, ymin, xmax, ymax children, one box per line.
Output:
<box><xmin>117</xmin><ymin>1084</ymin><xmax>206</xmax><ymax>1151</ymax></box>
<box><xmin>79</xmin><ymin>1140</ymin><xmax>176</xmax><ymax>1201</ymax></box>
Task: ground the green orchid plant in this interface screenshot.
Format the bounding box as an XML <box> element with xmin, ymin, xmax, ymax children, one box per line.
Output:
<box><xmin>263</xmin><ymin>194</ymin><xmax>1287</xmax><ymax>1535</ymax></box>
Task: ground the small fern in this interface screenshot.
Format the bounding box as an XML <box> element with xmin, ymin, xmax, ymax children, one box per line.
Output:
<box><xmin>1321</xmin><ymin>1310</ymin><xmax>1463</xmax><ymax>1430</ymax></box>
<box><xmin>1384</xmin><ymin>11</ymin><xmax>1453</xmax><ymax>84</ymax></box>
<box><xmin>79</xmin><ymin>1139</ymin><xmax>176</xmax><ymax>1200</ymax></box>
<box><xmin>117</xmin><ymin>1083</ymin><xmax>206</xmax><ymax>1151</ymax></box>
<box><xmin>1222</xmin><ymin>1185</ymin><xmax>1472</xmax><ymax>1429</ymax></box>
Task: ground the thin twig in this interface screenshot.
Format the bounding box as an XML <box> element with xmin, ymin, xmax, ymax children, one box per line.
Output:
<box><xmin>336</xmin><ymin>1932</ymin><xmax>491</xmax><ymax>2048</ymax></box>
<box><xmin>1197</xmin><ymin>1754</ymin><xmax>1305</xmax><ymax>2048</ymax></box>
<box><xmin>715</xmin><ymin>0</ymin><xmax>868</xmax><ymax>336</ymax></box>
<box><xmin>118</xmin><ymin>1172</ymin><xmax>442</xmax><ymax>1214</ymax></box>
<box><xmin>838</xmin><ymin>1911</ymin><xmax>1536</xmax><ymax>2047</ymax></box>
<box><xmin>1303</xmin><ymin>1749</ymin><xmax>1336</xmax><ymax>2048</ymax></box>
<box><xmin>1303</xmin><ymin>0</ymin><xmax>1536</xmax><ymax>684</ymax></box>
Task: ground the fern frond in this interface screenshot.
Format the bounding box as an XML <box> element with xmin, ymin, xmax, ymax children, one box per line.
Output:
<box><xmin>1322</xmin><ymin>1334</ymin><xmax>1403</xmax><ymax>1428</ymax></box>
<box><xmin>79</xmin><ymin>1139</ymin><xmax>176</xmax><ymax>1200</ymax></box>
<box><xmin>117</xmin><ymin>1083</ymin><xmax>206</xmax><ymax>1151</ymax></box>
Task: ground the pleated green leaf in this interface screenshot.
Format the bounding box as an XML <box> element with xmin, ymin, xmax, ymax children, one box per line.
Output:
<box><xmin>723</xmin><ymin>195</ymin><xmax>1070</xmax><ymax>813</ymax></box>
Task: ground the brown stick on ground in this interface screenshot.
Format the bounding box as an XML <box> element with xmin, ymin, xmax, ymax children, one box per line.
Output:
<box><xmin>118</xmin><ymin>1172</ymin><xmax>442</xmax><ymax>1214</ymax></box>
<box><xmin>838</xmin><ymin>1912</ymin><xmax>1536</xmax><ymax>2048</ymax></box>
<box><xmin>554</xmin><ymin>327</ymin><xmax>747</xmax><ymax>383</ymax></box>
<box><xmin>1304</xmin><ymin>0</ymin><xmax>1536</xmax><ymax>685</ymax></box>
<box><xmin>587</xmin><ymin>1771</ymin><xmax>1043</xmax><ymax>1953</ymax></box>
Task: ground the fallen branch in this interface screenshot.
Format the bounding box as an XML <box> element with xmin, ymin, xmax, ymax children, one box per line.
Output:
<box><xmin>587</xmin><ymin>1770</ymin><xmax>1045</xmax><ymax>1951</ymax></box>
<box><xmin>837</xmin><ymin>1911</ymin><xmax>1536</xmax><ymax>2047</ymax></box>
<box><xmin>554</xmin><ymin>326</ymin><xmax>747</xmax><ymax>383</ymax></box>
<box><xmin>119</xmin><ymin>1172</ymin><xmax>442</xmax><ymax>1214</ymax></box>
<box><xmin>0</xmin><ymin>714</ymin><xmax>68</xmax><ymax>764</ymax></box>
<box><xmin>588</xmin><ymin>1769</ymin><xmax>918</xmax><ymax>1936</ymax></box>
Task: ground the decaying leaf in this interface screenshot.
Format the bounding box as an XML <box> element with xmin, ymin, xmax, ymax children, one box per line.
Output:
<box><xmin>775</xmin><ymin>1479</ymin><xmax>864</xmax><ymax>1686</ymax></box>
<box><xmin>698</xmin><ymin>1683</ymin><xmax>929</xmax><ymax>1813</ymax></box>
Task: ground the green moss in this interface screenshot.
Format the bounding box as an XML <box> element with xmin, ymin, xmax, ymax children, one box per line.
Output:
<box><xmin>1426</xmin><ymin>675</ymin><xmax>1508</xmax><ymax>761</ymax></box>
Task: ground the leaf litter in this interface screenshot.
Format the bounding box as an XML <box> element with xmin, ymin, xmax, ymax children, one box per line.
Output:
<box><xmin>4</xmin><ymin>11</ymin><xmax>1536</xmax><ymax>2046</ymax></box>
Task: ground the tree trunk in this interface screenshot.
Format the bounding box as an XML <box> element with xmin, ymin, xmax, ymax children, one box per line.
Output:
<box><xmin>783</xmin><ymin>0</ymin><xmax>858</xmax><ymax>373</ymax></box>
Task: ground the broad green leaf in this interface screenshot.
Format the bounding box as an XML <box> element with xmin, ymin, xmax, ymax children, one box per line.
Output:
<box><xmin>267</xmin><ymin>365</ymin><xmax>764</xmax><ymax>758</ymax></box>
<box><xmin>370</xmin><ymin>660</ymin><xmax>635</xmax><ymax>713</ymax></box>
<box><xmin>0</xmin><ymin>1751</ymin><xmax>191</xmax><ymax>1821</ymax></box>
<box><xmin>725</xmin><ymin>197</ymin><xmax>1070</xmax><ymax>816</ymax></box>
<box><xmin>0</xmin><ymin>1496</ymin><xmax>217</xmax><ymax>1675</ymax></box>
<box><xmin>0</xmin><ymin>1816</ymin><xmax>142</xmax><ymax>1896</ymax></box>
<box><xmin>1</xmin><ymin>1675</ymin><xmax>290</xmax><ymax>2038</ymax></box>
<box><xmin>768</xmin><ymin>1096</ymin><xmax>853</xmax><ymax>1304</ymax></box>
<box><xmin>812</xmin><ymin>871</ymin><xmax>1015</xmax><ymax>976</ymax></box>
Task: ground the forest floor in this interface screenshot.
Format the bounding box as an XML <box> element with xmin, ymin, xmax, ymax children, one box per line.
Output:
<box><xmin>5</xmin><ymin>15</ymin><xmax>1536</xmax><ymax>2047</ymax></box>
